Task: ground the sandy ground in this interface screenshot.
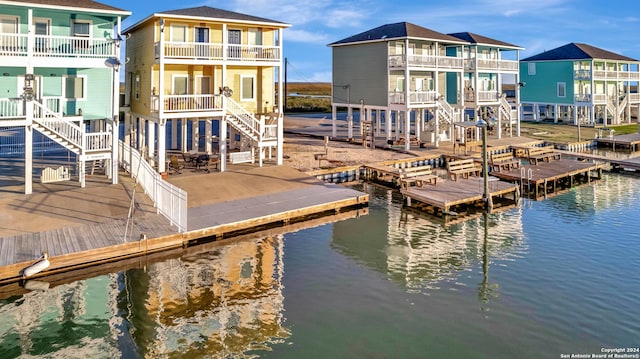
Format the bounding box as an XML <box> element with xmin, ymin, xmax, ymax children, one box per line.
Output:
<box><xmin>282</xmin><ymin>116</ymin><xmax>414</xmax><ymax>172</ymax></box>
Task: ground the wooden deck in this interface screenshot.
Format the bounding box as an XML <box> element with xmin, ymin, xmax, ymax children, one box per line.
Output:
<box><xmin>491</xmin><ymin>159</ymin><xmax>603</xmax><ymax>199</ymax></box>
<box><xmin>596</xmin><ymin>133</ymin><xmax>640</xmax><ymax>151</ymax></box>
<box><xmin>400</xmin><ymin>176</ymin><xmax>519</xmax><ymax>215</ymax></box>
<box><xmin>0</xmin><ymin>168</ymin><xmax>368</xmax><ymax>284</ymax></box>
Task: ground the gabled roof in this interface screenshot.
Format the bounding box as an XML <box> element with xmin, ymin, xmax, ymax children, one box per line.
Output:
<box><xmin>521</xmin><ymin>42</ymin><xmax>637</xmax><ymax>62</ymax></box>
<box><xmin>124</xmin><ymin>6</ymin><xmax>290</xmax><ymax>33</ymax></box>
<box><xmin>448</xmin><ymin>32</ymin><xmax>522</xmax><ymax>50</ymax></box>
<box><xmin>328</xmin><ymin>22</ymin><xmax>468</xmax><ymax>46</ymax></box>
<box><xmin>1</xmin><ymin>0</ymin><xmax>130</xmax><ymax>15</ymax></box>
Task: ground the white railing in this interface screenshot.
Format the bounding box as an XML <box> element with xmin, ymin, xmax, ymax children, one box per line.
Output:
<box><xmin>574</xmin><ymin>69</ymin><xmax>591</xmax><ymax>79</ymax></box>
<box><xmin>409</xmin><ymin>91</ymin><xmax>438</xmax><ymax>104</ymax></box>
<box><xmin>224</xmin><ymin>96</ymin><xmax>262</xmax><ymax>141</ymax></box>
<box><xmin>575</xmin><ymin>94</ymin><xmax>592</xmax><ymax>102</ymax></box>
<box><xmin>33</xmin><ymin>35</ymin><xmax>116</xmax><ymax>58</ymax></box>
<box><xmin>264</xmin><ymin>124</ymin><xmax>278</xmax><ymax>141</ymax></box>
<box><xmin>389</xmin><ymin>91</ymin><xmax>405</xmax><ymax>104</ymax></box>
<box><xmin>593</xmin><ymin>94</ymin><xmax>607</xmax><ymax>104</ymax></box>
<box><xmin>629</xmin><ymin>93</ymin><xmax>640</xmax><ymax>103</ymax></box>
<box><xmin>389</xmin><ymin>54</ymin><xmax>463</xmax><ymax>69</ymax></box>
<box><xmin>475</xmin><ymin>59</ymin><xmax>519</xmax><ymax>71</ymax></box>
<box><xmin>0</xmin><ymin>98</ymin><xmax>23</xmax><ymax>118</ymax></box>
<box><xmin>118</xmin><ymin>140</ymin><xmax>187</xmax><ymax>232</ymax></box>
<box><xmin>477</xmin><ymin>91</ymin><xmax>499</xmax><ymax>102</ymax></box>
<box><xmin>85</xmin><ymin>132</ymin><xmax>111</xmax><ymax>152</ymax></box>
<box><xmin>152</xmin><ymin>94</ymin><xmax>223</xmax><ymax>113</ymax></box>
<box><xmin>32</xmin><ymin>102</ymin><xmax>83</xmax><ymax>148</ymax></box>
<box><xmin>592</xmin><ymin>70</ymin><xmax>640</xmax><ymax>80</ymax></box>
<box><xmin>437</xmin><ymin>96</ymin><xmax>455</xmax><ymax>124</ymax></box>
<box><xmin>158</xmin><ymin>41</ymin><xmax>280</xmax><ymax>62</ymax></box>
<box><xmin>0</xmin><ymin>33</ymin><xmax>27</xmax><ymax>55</ymax></box>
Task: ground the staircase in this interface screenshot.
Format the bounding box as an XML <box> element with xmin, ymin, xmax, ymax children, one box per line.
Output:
<box><xmin>31</xmin><ymin>101</ymin><xmax>112</xmax><ymax>158</ymax></box>
<box><xmin>436</xmin><ymin>97</ymin><xmax>456</xmax><ymax>127</ymax></box>
<box><xmin>606</xmin><ymin>96</ymin><xmax>628</xmax><ymax>124</ymax></box>
<box><xmin>499</xmin><ymin>96</ymin><xmax>516</xmax><ymax>125</ymax></box>
<box><xmin>223</xmin><ymin>96</ymin><xmax>279</xmax><ymax>161</ymax></box>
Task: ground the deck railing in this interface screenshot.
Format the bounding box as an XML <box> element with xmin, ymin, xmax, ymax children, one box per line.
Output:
<box><xmin>0</xmin><ymin>33</ymin><xmax>115</xmax><ymax>58</ymax></box>
<box><xmin>151</xmin><ymin>94</ymin><xmax>223</xmax><ymax>113</ymax></box>
<box><xmin>0</xmin><ymin>98</ymin><xmax>23</xmax><ymax>118</ymax></box>
<box><xmin>467</xmin><ymin>59</ymin><xmax>518</xmax><ymax>72</ymax></box>
<box><xmin>477</xmin><ymin>91</ymin><xmax>499</xmax><ymax>102</ymax></box>
<box><xmin>408</xmin><ymin>91</ymin><xmax>438</xmax><ymax>104</ymax></box>
<box><xmin>157</xmin><ymin>41</ymin><xmax>280</xmax><ymax>62</ymax></box>
<box><xmin>118</xmin><ymin>140</ymin><xmax>187</xmax><ymax>233</ymax></box>
<box><xmin>389</xmin><ymin>54</ymin><xmax>463</xmax><ymax>69</ymax></box>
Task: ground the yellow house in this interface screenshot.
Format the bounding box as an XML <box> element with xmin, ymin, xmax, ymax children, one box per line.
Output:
<box><xmin>122</xmin><ymin>6</ymin><xmax>290</xmax><ymax>173</ymax></box>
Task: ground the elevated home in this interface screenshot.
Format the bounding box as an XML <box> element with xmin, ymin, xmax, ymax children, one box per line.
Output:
<box><xmin>0</xmin><ymin>0</ymin><xmax>129</xmax><ymax>194</ymax></box>
<box><xmin>448</xmin><ymin>32</ymin><xmax>522</xmax><ymax>137</ymax></box>
<box><xmin>123</xmin><ymin>6</ymin><xmax>290</xmax><ymax>173</ymax></box>
<box><xmin>329</xmin><ymin>22</ymin><xmax>469</xmax><ymax>150</ymax></box>
<box><xmin>520</xmin><ymin>43</ymin><xmax>640</xmax><ymax>126</ymax></box>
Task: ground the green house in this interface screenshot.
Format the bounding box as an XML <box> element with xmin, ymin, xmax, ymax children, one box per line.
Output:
<box><xmin>519</xmin><ymin>43</ymin><xmax>640</xmax><ymax>126</ymax></box>
<box><xmin>0</xmin><ymin>0</ymin><xmax>130</xmax><ymax>193</ymax></box>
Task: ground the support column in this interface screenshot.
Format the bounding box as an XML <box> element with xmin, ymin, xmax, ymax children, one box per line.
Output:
<box><xmin>331</xmin><ymin>105</ymin><xmax>337</xmax><ymax>138</ymax></box>
<box><xmin>404</xmin><ymin>110</ymin><xmax>410</xmax><ymax>151</ymax></box>
<box><xmin>219</xmin><ymin>117</ymin><xmax>227</xmax><ymax>172</ymax></box>
<box><xmin>347</xmin><ymin>106</ymin><xmax>353</xmax><ymax>140</ymax></box>
<box><xmin>147</xmin><ymin>121</ymin><xmax>155</xmax><ymax>163</ymax></box>
<box><xmin>25</xmin><ymin>109</ymin><xmax>33</xmax><ymax>195</ymax></box>
<box><xmin>158</xmin><ymin>120</ymin><xmax>166</xmax><ymax>174</ymax></box>
<box><xmin>111</xmin><ymin>119</ymin><xmax>119</xmax><ymax>184</ymax></box>
<box><xmin>554</xmin><ymin>104</ymin><xmax>558</xmax><ymax>123</ymax></box>
<box><xmin>385</xmin><ymin>110</ymin><xmax>392</xmax><ymax>141</ymax></box>
<box><xmin>181</xmin><ymin>119</ymin><xmax>188</xmax><ymax>152</ymax></box>
<box><xmin>192</xmin><ymin>119</ymin><xmax>199</xmax><ymax>152</ymax></box>
<box><xmin>171</xmin><ymin>119</ymin><xmax>178</xmax><ymax>149</ymax></box>
<box><xmin>205</xmin><ymin>119</ymin><xmax>212</xmax><ymax>154</ymax></box>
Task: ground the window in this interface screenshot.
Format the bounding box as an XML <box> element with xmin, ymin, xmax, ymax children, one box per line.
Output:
<box><xmin>0</xmin><ymin>16</ymin><xmax>18</xmax><ymax>34</ymax></box>
<box><xmin>172</xmin><ymin>75</ymin><xmax>188</xmax><ymax>95</ymax></box>
<box><xmin>557</xmin><ymin>82</ymin><xmax>566</xmax><ymax>98</ymax></box>
<box><xmin>195</xmin><ymin>76</ymin><xmax>211</xmax><ymax>94</ymax></box>
<box><xmin>71</xmin><ymin>20</ymin><xmax>90</xmax><ymax>37</ymax></box>
<box><xmin>396</xmin><ymin>77</ymin><xmax>404</xmax><ymax>92</ymax></box>
<box><xmin>241</xmin><ymin>75</ymin><xmax>255</xmax><ymax>101</ymax></box>
<box><xmin>134</xmin><ymin>73</ymin><xmax>140</xmax><ymax>100</ymax></box>
<box><xmin>34</xmin><ymin>18</ymin><xmax>50</xmax><ymax>52</ymax></box>
<box><xmin>248</xmin><ymin>28</ymin><xmax>262</xmax><ymax>45</ymax></box>
<box><xmin>171</xmin><ymin>24</ymin><xmax>187</xmax><ymax>42</ymax></box>
<box><xmin>528</xmin><ymin>62</ymin><xmax>536</xmax><ymax>75</ymax></box>
<box><xmin>64</xmin><ymin>76</ymin><xmax>85</xmax><ymax>100</ymax></box>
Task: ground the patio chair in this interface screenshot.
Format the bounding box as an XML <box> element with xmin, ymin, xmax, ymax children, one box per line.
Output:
<box><xmin>195</xmin><ymin>154</ymin><xmax>210</xmax><ymax>173</ymax></box>
<box><xmin>168</xmin><ymin>155</ymin><xmax>184</xmax><ymax>174</ymax></box>
<box><xmin>182</xmin><ymin>152</ymin><xmax>195</xmax><ymax>168</ymax></box>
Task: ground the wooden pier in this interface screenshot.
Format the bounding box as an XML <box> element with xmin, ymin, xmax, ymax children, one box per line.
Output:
<box><xmin>596</xmin><ymin>133</ymin><xmax>640</xmax><ymax>151</ymax></box>
<box><xmin>491</xmin><ymin>159</ymin><xmax>603</xmax><ymax>199</ymax></box>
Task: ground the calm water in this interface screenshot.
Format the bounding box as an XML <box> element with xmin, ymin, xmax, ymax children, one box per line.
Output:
<box><xmin>1</xmin><ymin>174</ymin><xmax>639</xmax><ymax>358</ymax></box>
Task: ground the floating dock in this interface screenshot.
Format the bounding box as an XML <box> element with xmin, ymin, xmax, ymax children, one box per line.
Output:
<box><xmin>595</xmin><ymin>133</ymin><xmax>640</xmax><ymax>151</ymax></box>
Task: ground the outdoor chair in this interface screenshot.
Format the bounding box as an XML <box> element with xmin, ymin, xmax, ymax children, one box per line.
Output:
<box><xmin>182</xmin><ymin>152</ymin><xmax>195</xmax><ymax>168</ymax></box>
<box><xmin>168</xmin><ymin>155</ymin><xmax>184</xmax><ymax>175</ymax></box>
<box><xmin>195</xmin><ymin>154</ymin><xmax>210</xmax><ymax>173</ymax></box>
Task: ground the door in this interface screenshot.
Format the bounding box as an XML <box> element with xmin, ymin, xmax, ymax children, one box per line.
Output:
<box><xmin>228</xmin><ymin>29</ymin><xmax>241</xmax><ymax>59</ymax></box>
<box><xmin>195</xmin><ymin>26</ymin><xmax>209</xmax><ymax>58</ymax></box>
<box><xmin>34</xmin><ymin>18</ymin><xmax>50</xmax><ymax>52</ymax></box>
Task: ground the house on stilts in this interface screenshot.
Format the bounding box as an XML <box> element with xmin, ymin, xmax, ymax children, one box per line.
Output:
<box><xmin>121</xmin><ymin>6</ymin><xmax>290</xmax><ymax>173</ymax></box>
<box><xmin>0</xmin><ymin>0</ymin><xmax>130</xmax><ymax>194</ymax></box>
<box><xmin>328</xmin><ymin>22</ymin><xmax>522</xmax><ymax>151</ymax></box>
<box><xmin>519</xmin><ymin>43</ymin><xmax>640</xmax><ymax>126</ymax></box>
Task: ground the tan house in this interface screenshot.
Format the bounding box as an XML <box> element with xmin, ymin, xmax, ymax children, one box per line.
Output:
<box><xmin>122</xmin><ymin>6</ymin><xmax>290</xmax><ymax>173</ymax></box>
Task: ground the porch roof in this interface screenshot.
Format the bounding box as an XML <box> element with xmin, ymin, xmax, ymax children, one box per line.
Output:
<box><xmin>328</xmin><ymin>22</ymin><xmax>469</xmax><ymax>47</ymax></box>
<box><xmin>521</xmin><ymin>42</ymin><xmax>638</xmax><ymax>62</ymax></box>
<box><xmin>1</xmin><ymin>0</ymin><xmax>130</xmax><ymax>16</ymax></box>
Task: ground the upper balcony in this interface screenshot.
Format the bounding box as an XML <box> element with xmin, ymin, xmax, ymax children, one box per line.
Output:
<box><xmin>575</xmin><ymin>69</ymin><xmax>640</xmax><ymax>81</ymax></box>
<box><xmin>0</xmin><ymin>33</ymin><xmax>117</xmax><ymax>61</ymax></box>
<box><xmin>155</xmin><ymin>41</ymin><xmax>281</xmax><ymax>64</ymax></box>
<box><xmin>464</xmin><ymin>59</ymin><xmax>518</xmax><ymax>72</ymax></box>
<box><xmin>150</xmin><ymin>94</ymin><xmax>224</xmax><ymax>117</ymax></box>
<box><xmin>389</xmin><ymin>54</ymin><xmax>463</xmax><ymax>70</ymax></box>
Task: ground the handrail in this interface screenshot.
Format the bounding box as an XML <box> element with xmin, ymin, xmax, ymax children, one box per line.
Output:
<box><xmin>224</xmin><ymin>96</ymin><xmax>263</xmax><ymax>141</ymax></box>
<box><xmin>32</xmin><ymin>101</ymin><xmax>84</xmax><ymax>149</ymax></box>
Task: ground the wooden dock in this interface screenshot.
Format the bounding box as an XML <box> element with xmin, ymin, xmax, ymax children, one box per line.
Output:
<box><xmin>596</xmin><ymin>133</ymin><xmax>640</xmax><ymax>151</ymax></box>
<box><xmin>400</xmin><ymin>176</ymin><xmax>519</xmax><ymax>215</ymax></box>
<box><xmin>491</xmin><ymin>159</ymin><xmax>603</xmax><ymax>199</ymax></box>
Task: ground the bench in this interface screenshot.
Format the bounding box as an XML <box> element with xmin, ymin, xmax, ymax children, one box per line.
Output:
<box><xmin>447</xmin><ymin>159</ymin><xmax>481</xmax><ymax>181</ymax></box>
<box><xmin>398</xmin><ymin>166</ymin><xmax>438</xmax><ymax>190</ymax></box>
<box><xmin>490</xmin><ymin>152</ymin><xmax>520</xmax><ymax>172</ymax></box>
<box><xmin>527</xmin><ymin>146</ymin><xmax>560</xmax><ymax>165</ymax></box>
<box><xmin>229</xmin><ymin>151</ymin><xmax>252</xmax><ymax>164</ymax></box>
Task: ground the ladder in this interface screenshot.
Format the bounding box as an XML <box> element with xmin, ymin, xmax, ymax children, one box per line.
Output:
<box><xmin>362</xmin><ymin>121</ymin><xmax>375</xmax><ymax>149</ymax></box>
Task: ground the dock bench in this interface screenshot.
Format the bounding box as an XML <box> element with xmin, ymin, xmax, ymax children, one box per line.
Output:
<box><xmin>527</xmin><ymin>146</ymin><xmax>560</xmax><ymax>165</ymax></box>
<box><xmin>447</xmin><ymin>159</ymin><xmax>481</xmax><ymax>181</ymax></box>
<box><xmin>399</xmin><ymin>166</ymin><xmax>438</xmax><ymax>190</ymax></box>
<box><xmin>490</xmin><ymin>152</ymin><xmax>520</xmax><ymax>172</ymax></box>
<box><xmin>229</xmin><ymin>151</ymin><xmax>252</xmax><ymax>164</ymax></box>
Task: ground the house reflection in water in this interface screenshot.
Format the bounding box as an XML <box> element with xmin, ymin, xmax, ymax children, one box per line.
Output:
<box><xmin>331</xmin><ymin>188</ymin><xmax>526</xmax><ymax>294</ymax></box>
<box><xmin>0</xmin><ymin>235</ymin><xmax>289</xmax><ymax>358</ymax></box>
<box><xmin>124</xmin><ymin>235</ymin><xmax>290</xmax><ymax>358</ymax></box>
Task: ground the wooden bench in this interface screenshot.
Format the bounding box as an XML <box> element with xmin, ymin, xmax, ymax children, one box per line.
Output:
<box><xmin>229</xmin><ymin>151</ymin><xmax>252</xmax><ymax>164</ymax></box>
<box><xmin>399</xmin><ymin>166</ymin><xmax>438</xmax><ymax>190</ymax></box>
<box><xmin>527</xmin><ymin>146</ymin><xmax>560</xmax><ymax>165</ymax></box>
<box><xmin>490</xmin><ymin>152</ymin><xmax>520</xmax><ymax>172</ymax></box>
<box><xmin>447</xmin><ymin>159</ymin><xmax>481</xmax><ymax>181</ymax></box>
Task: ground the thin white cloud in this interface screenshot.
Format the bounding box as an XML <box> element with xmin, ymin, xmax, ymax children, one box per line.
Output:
<box><xmin>285</xmin><ymin>29</ymin><xmax>330</xmax><ymax>43</ymax></box>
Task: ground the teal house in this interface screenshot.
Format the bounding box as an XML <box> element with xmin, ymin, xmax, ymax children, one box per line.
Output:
<box><xmin>0</xmin><ymin>0</ymin><xmax>130</xmax><ymax>193</ymax></box>
<box><xmin>519</xmin><ymin>43</ymin><xmax>640</xmax><ymax>126</ymax></box>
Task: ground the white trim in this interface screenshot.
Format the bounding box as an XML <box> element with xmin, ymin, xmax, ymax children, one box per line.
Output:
<box><xmin>0</xmin><ymin>1</ymin><xmax>130</xmax><ymax>16</ymax></box>
<box><xmin>528</xmin><ymin>62</ymin><xmax>536</xmax><ymax>75</ymax></box>
<box><xmin>33</xmin><ymin>17</ymin><xmax>51</xmax><ymax>35</ymax></box>
<box><xmin>0</xmin><ymin>15</ymin><xmax>19</xmax><ymax>33</ymax></box>
<box><xmin>557</xmin><ymin>82</ymin><xmax>566</xmax><ymax>98</ymax></box>
<box><xmin>240</xmin><ymin>74</ymin><xmax>255</xmax><ymax>101</ymax></box>
<box><xmin>70</xmin><ymin>19</ymin><xmax>92</xmax><ymax>37</ymax></box>
<box><xmin>62</xmin><ymin>74</ymin><xmax>87</xmax><ymax>100</ymax></box>
<box><xmin>194</xmin><ymin>25</ymin><xmax>210</xmax><ymax>43</ymax></box>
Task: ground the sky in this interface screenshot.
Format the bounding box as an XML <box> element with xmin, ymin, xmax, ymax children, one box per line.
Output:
<box><xmin>107</xmin><ymin>0</ymin><xmax>640</xmax><ymax>83</ymax></box>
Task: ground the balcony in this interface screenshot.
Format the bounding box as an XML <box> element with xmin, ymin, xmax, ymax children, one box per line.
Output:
<box><xmin>389</xmin><ymin>54</ymin><xmax>463</xmax><ymax>69</ymax></box>
<box><xmin>574</xmin><ymin>94</ymin><xmax>591</xmax><ymax>103</ymax></box>
<box><xmin>150</xmin><ymin>94</ymin><xmax>223</xmax><ymax>113</ymax></box>
<box><xmin>156</xmin><ymin>42</ymin><xmax>281</xmax><ymax>62</ymax></box>
<box><xmin>465</xmin><ymin>59</ymin><xmax>518</xmax><ymax>72</ymax></box>
<box><xmin>0</xmin><ymin>33</ymin><xmax>116</xmax><ymax>58</ymax></box>
<box><xmin>591</xmin><ymin>70</ymin><xmax>640</xmax><ymax>80</ymax></box>
<box><xmin>409</xmin><ymin>91</ymin><xmax>438</xmax><ymax>104</ymax></box>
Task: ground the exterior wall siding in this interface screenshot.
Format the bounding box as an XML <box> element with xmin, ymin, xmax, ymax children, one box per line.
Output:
<box><xmin>520</xmin><ymin>60</ymin><xmax>574</xmax><ymax>104</ymax></box>
<box><xmin>332</xmin><ymin>43</ymin><xmax>388</xmax><ymax>107</ymax></box>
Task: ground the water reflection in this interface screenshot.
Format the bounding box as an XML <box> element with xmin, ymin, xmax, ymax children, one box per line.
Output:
<box><xmin>0</xmin><ymin>235</ymin><xmax>290</xmax><ymax>358</ymax></box>
<box><xmin>332</xmin><ymin>185</ymin><xmax>526</xmax><ymax>298</ymax></box>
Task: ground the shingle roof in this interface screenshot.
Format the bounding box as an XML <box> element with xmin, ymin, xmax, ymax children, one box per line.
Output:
<box><xmin>448</xmin><ymin>32</ymin><xmax>522</xmax><ymax>49</ymax></box>
<box><xmin>521</xmin><ymin>42</ymin><xmax>637</xmax><ymax>62</ymax></box>
<box><xmin>4</xmin><ymin>0</ymin><xmax>128</xmax><ymax>13</ymax></box>
<box><xmin>156</xmin><ymin>6</ymin><xmax>288</xmax><ymax>26</ymax></box>
<box><xmin>329</xmin><ymin>22</ymin><xmax>468</xmax><ymax>46</ymax></box>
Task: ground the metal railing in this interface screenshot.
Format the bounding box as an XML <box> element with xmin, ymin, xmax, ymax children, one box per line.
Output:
<box><xmin>118</xmin><ymin>140</ymin><xmax>187</xmax><ymax>232</ymax></box>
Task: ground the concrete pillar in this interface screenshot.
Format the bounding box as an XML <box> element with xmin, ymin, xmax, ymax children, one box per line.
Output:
<box><xmin>331</xmin><ymin>105</ymin><xmax>337</xmax><ymax>138</ymax></box>
<box><xmin>404</xmin><ymin>110</ymin><xmax>410</xmax><ymax>151</ymax></box>
<box><xmin>158</xmin><ymin>120</ymin><xmax>166</xmax><ymax>173</ymax></box>
<box><xmin>219</xmin><ymin>117</ymin><xmax>227</xmax><ymax>172</ymax></box>
<box><xmin>192</xmin><ymin>119</ymin><xmax>199</xmax><ymax>152</ymax></box>
<box><xmin>171</xmin><ymin>119</ymin><xmax>178</xmax><ymax>149</ymax></box>
<box><xmin>181</xmin><ymin>119</ymin><xmax>188</xmax><ymax>152</ymax></box>
<box><xmin>347</xmin><ymin>106</ymin><xmax>353</xmax><ymax>140</ymax></box>
<box><xmin>205</xmin><ymin>119</ymin><xmax>212</xmax><ymax>154</ymax></box>
<box><xmin>147</xmin><ymin>121</ymin><xmax>155</xmax><ymax>163</ymax></box>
